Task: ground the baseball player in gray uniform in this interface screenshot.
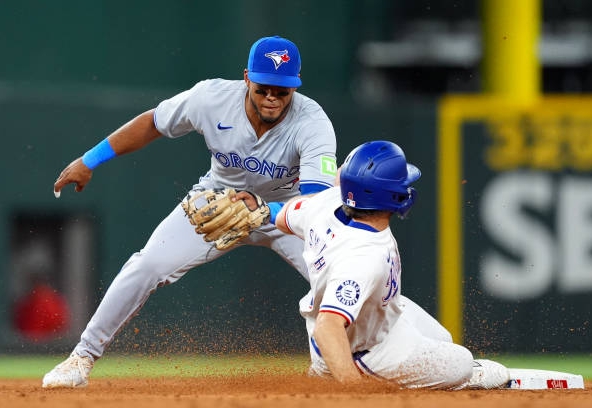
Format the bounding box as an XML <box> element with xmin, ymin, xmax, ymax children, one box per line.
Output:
<box><xmin>43</xmin><ymin>35</ymin><xmax>337</xmax><ymax>388</ymax></box>
<box><xmin>271</xmin><ymin>141</ymin><xmax>510</xmax><ymax>389</ymax></box>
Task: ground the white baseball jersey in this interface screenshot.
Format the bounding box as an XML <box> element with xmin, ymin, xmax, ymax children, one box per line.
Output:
<box><xmin>154</xmin><ymin>79</ymin><xmax>337</xmax><ymax>201</ymax></box>
<box><xmin>281</xmin><ymin>187</ymin><xmax>475</xmax><ymax>388</ymax></box>
<box><xmin>282</xmin><ymin>187</ymin><xmax>404</xmax><ymax>353</ymax></box>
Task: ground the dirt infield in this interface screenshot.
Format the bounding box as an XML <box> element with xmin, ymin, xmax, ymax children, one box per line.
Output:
<box><xmin>1</xmin><ymin>376</ymin><xmax>590</xmax><ymax>408</ymax></box>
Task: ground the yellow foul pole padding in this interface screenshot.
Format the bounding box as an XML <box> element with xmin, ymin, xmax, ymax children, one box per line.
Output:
<box><xmin>481</xmin><ymin>0</ymin><xmax>541</xmax><ymax>103</ymax></box>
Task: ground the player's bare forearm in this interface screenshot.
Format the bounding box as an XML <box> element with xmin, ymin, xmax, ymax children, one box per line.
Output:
<box><xmin>106</xmin><ymin>109</ymin><xmax>162</xmax><ymax>155</ymax></box>
<box><xmin>54</xmin><ymin>109</ymin><xmax>162</xmax><ymax>197</ymax></box>
<box><xmin>313</xmin><ymin>312</ymin><xmax>362</xmax><ymax>383</ymax></box>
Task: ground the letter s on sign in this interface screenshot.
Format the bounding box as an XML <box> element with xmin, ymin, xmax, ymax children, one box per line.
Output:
<box><xmin>479</xmin><ymin>172</ymin><xmax>555</xmax><ymax>301</ymax></box>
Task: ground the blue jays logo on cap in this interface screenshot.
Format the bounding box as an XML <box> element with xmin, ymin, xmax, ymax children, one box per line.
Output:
<box><xmin>265</xmin><ymin>50</ymin><xmax>290</xmax><ymax>69</ymax></box>
<box><xmin>247</xmin><ymin>35</ymin><xmax>302</xmax><ymax>88</ymax></box>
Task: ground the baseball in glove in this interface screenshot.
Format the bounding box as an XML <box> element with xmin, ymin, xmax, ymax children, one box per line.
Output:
<box><xmin>181</xmin><ymin>187</ymin><xmax>271</xmax><ymax>250</ymax></box>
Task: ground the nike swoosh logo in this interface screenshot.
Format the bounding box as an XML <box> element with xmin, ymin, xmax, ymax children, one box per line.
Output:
<box><xmin>217</xmin><ymin>122</ymin><xmax>233</xmax><ymax>130</ymax></box>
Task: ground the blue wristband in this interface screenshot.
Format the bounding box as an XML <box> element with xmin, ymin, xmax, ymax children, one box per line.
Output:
<box><xmin>268</xmin><ymin>202</ymin><xmax>285</xmax><ymax>224</ymax></box>
<box><xmin>82</xmin><ymin>139</ymin><xmax>117</xmax><ymax>170</ymax></box>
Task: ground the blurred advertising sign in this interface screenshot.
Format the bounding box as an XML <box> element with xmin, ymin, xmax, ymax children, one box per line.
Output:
<box><xmin>437</xmin><ymin>96</ymin><xmax>592</xmax><ymax>352</ymax></box>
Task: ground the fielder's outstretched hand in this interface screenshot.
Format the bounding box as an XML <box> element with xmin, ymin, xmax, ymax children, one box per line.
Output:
<box><xmin>181</xmin><ymin>187</ymin><xmax>270</xmax><ymax>250</ymax></box>
<box><xmin>53</xmin><ymin>158</ymin><xmax>93</xmax><ymax>198</ymax></box>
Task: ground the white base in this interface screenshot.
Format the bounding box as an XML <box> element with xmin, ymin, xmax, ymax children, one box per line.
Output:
<box><xmin>506</xmin><ymin>368</ymin><xmax>585</xmax><ymax>389</ymax></box>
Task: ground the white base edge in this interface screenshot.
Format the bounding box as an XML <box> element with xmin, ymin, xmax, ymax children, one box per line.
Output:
<box><xmin>506</xmin><ymin>368</ymin><xmax>585</xmax><ymax>390</ymax></box>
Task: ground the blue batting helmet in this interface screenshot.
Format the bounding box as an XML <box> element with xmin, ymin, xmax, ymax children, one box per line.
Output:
<box><xmin>339</xmin><ymin>141</ymin><xmax>421</xmax><ymax>217</ymax></box>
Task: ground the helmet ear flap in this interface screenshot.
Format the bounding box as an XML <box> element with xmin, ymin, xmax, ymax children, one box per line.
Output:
<box><xmin>394</xmin><ymin>188</ymin><xmax>417</xmax><ymax>219</ymax></box>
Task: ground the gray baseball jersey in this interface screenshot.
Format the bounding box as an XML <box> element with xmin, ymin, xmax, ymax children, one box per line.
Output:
<box><xmin>71</xmin><ymin>79</ymin><xmax>338</xmax><ymax>361</ymax></box>
<box><xmin>154</xmin><ymin>79</ymin><xmax>337</xmax><ymax>201</ymax></box>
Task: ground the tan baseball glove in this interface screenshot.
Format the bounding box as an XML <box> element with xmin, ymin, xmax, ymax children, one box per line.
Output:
<box><xmin>181</xmin><ymin>187</ymin><xmax>270</xmax><ymax>250</ymax></box>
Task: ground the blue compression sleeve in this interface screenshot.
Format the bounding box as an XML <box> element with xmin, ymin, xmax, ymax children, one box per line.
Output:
<box><xmin>300</xmin><ymin>183</ymin><xmax>330</xmax><ymax>195</ymax></box>
<box><xmin>267</xmin><ymin>202</ymin><xmax>285</xmax><ymax>224</ymax></box>
<box><xmin>82</xmin><ymin>139</ymin><xmax>117</xmax><ymax>170</ymax></box>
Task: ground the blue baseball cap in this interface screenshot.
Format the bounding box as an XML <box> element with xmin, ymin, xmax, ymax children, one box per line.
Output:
<box><xmin>247</xmin><ymin>36</ymin><xmax>302</xmax><ymax>88</ymax></box>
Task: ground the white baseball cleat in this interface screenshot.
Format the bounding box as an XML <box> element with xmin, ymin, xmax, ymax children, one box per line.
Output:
<box><xmin>42</xmin><ymin>352</ymin><xmax>94</xmax><ymax>388</ymax></box>
<box><xmin>466</xmin><ymin>359</ymin><xmax>510</xmax><ymax>389</ymax></box>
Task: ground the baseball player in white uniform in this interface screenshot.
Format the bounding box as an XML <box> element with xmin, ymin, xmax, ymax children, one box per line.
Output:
<box><xmin>271</xmin><ymin>141</ymin><xmax>510</xmax><ymax>389</ymax></box>
<box><xmin>43</xmin><ymin>35</ymin><xmax>337</xmax><ymax>388</ymax></box>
